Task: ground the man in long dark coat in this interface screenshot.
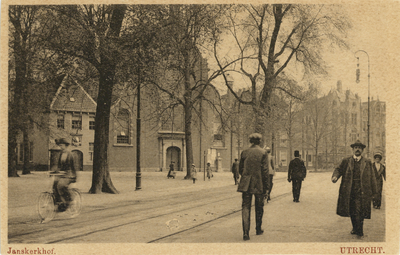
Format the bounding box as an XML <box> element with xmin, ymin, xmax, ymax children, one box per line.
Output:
<box><xmin>237</xmin><ymin>133</ymin><xmax>269</xmax><ymax>241</ymax></box>
<box><xmin>231</xmin><ymin>159</ymin><xmax>239</xmax><ymax>185</ymax></box>
<box><xmin>332</xmin><ymin>140</ymin><xmax>377</xmax><ymax>238</ymax></box>
<box><xmin>288</xmin><ymin>150</ymin><xmax>307</xmax><ymax>202</ymax></box>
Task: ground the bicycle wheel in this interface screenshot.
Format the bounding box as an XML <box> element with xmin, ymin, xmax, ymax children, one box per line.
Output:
<box><xmin>67</xmin><ymin>188</ymin><xmax>82</xmax><ymax>218</ymax></box>
<box><xmin>37</xmin><ymin>192</ymin><xmax>56</xmax><ymax>223</ymax></box>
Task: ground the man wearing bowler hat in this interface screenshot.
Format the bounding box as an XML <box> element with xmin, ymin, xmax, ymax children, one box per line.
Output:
<box><xmin>288</xmin><ymin>150</ymin><xmax>307</xmax><ymax>202</ymax></box>
<box><xmin>237</xmin><ymin>133</ymin><xmax>269</xmax><ymax>241</ymax></box>
<box><xmin>332</xmin><ymin>140</ymin><xmax>377</xmax><ymax>238</ymax></box>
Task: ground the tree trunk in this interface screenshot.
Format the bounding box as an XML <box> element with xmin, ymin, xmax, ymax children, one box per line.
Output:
<box><xmin>315</xmin><ymin>144</ymin><xmax>318</xmax><ymax>172</ymax></box>
<box><xmin>89</xmin><ymin>70</ymin><xmax>119</xmax><ymax>194</ymax></box>
<box><xmin>183</xmin><ymin>51</ymin><xmax>194</xmax><ymax>179</ymax></box>
<box><xmin>8</xmin><ymin>126</ymin><xmax>19</xmax><ymax>177</ymax></box>
<box><xmin>184</xmin><ymin>102</ymin><xmax>194</xmax><ymax>179</ymax></box>
<box><xmin>88</xmin><ymin>5</ymin><xmax>126</xmax><ymax>194</ymax></box>
<box><xmin>22</xmin><ymin>128</ymin><xmax>31</xmax><ymax>174</ymax></box>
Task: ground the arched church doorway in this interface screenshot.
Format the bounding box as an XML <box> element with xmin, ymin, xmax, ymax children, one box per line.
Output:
<box><xmin>166</xmin><ymin>146</ymin><xmax>181</xmax><ymax>171</ymax></box>
<box><xmin>72</xmin><ymin>150</ymin><xmax>83</xmax><ymax>171</ymax></box>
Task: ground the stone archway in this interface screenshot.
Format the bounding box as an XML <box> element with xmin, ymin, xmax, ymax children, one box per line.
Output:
<box><xmin>166</xmin><ymin>146</ymin><xmax>181</xmax><ymax>171</ymax></box>
<box><xmin>72</xmin><ymin>150</ymin><xmax>83</xmax><ymax>171</ymax></box>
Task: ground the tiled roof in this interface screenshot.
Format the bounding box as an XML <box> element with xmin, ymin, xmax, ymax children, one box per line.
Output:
<box><xmin>50</xmin><ymin>75</ymin><xmax>96</xmax><ymax>113</ymax></box>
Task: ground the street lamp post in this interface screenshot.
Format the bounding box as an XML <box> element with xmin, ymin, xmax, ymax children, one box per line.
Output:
<box><xmin>355</xmin><ymin>50</ymin><xmax>370</xmax><ymax>158</ymax></box>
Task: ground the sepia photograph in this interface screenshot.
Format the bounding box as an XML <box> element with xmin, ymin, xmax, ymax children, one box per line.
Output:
<box><xmin>2</xmin><ymin>1</ymin><xmax>399</xmax><ymax>254</ymax></box>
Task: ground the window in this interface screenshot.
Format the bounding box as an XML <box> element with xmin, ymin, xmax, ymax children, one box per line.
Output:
<box><xmin>72</xmin><ymin>113</ymin><xmax>82</xmax><ymax>129</ymax></box>
<box><xmin>363</xmin><ymin>121</ymin><xmax>367</xmax><ymax>132</ymax></box>
<box><xmin>89</xmin><ymin>143</ymin><xmax>94</xmax><ymax>161</ymax></box>
<box><xmin>307</xmin><ymin>154</ymin><xmax>312</xmax><ymax>163</ymax></box>
<box><xmin>351</xmin><ymin>113</ymin><xmax>357</xmax><ymax>125</ymax></box>
<box><xmin>116</xmin><ymin>109</ymin><xmax>130</xmax><ymax>144</ymax></box>
<box><xmin>376</xmin><ymin>132</ymin><xmax>380</xmax><ymax>146</ymax></box>
<box><xmin>214</xmin><ymin>134</ymin><xmax>223</xmax><ymax>141</ymax></box>
<box><xmin>213</xmin><ymin>134</ymin><xmax>224</xmax><ymax>147</ymax></box>
<box><xmin>57</xmin><ymin>114</ymin><xmax>64</xmax><ymax>129</ymax></box>
<box><xmin>352</xmin><ymin>102</ymin><xmax>356</xmax><ymax>108</ymax></box>
<box><xmin>280</xmin><ymin>133</ymin><xmax>288</xmax><ymax>147</ymax></box>
<box><xmin>89</xmin><ymin>113</ymin><xmax>95</xmax><ymax>130</ymax></box>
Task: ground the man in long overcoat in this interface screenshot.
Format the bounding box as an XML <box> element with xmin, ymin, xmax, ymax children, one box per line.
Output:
<box><xmin>288</xmin><ymin>150</ymin><xmax>307</xmax><ymax>202</ymax></box>
<box><xmin>332</xmin><ymin>140</ymin><xmax>377</xmax><ymax>238</ymax></box>
<box><xmin>237</xmin><ymin>133</ymin><xmax>269</xmax><ymax>241</ymax></box>
<box><xmin>231</xmin><ymin>159</ymin><xmax>239</xmax><ymax>185</ymax></box>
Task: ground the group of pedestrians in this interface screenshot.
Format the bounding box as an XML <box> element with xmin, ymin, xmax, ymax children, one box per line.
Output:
<box><xmin>168</xmin><ymin>161</ymin><xmax>213</xmax><ymax>184</ymax></box>
<box><xmin>235</xmin><ymin>133</ymin><xmax>385</xmax><ymax>241</ymax></box>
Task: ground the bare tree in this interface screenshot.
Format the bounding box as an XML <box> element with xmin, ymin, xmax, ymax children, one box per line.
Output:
<box><xmin>302</xmin><ymin>85</ymin><xmax>331</xmax><ymax>171</ymax></box>
<box><xmin>8</xmin><ymin>6</ymin><xmax>63</xmax><ymax>176</ymax></box>
<box><xmin>148</xmin><ymin>5</ymin><xmax>236</xmax><ymax>178</ymax></box>
<box><xmin>214</xmin><ymin>4</ymin><xmax>351</xmax><ymax>133</ymax></box>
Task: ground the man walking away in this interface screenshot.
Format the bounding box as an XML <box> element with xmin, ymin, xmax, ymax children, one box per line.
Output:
<box><xmin>288</xmin><ymin>150</ymin><xmax>306</xmax><ymax>202</ymax></box>
<box><xmin>237</xmin><ymin>133</ymin><xmax>269</xmax><ymax>241</ymax></box>
<box><xmin>231</xmin><ymin>159</ymin><xmax>239</xmax><ymax>185</ymax></box>
<box><xmin>332</xmin><ymin>140</ymin><xmax>377</xmax><ymax>239</ymax></box>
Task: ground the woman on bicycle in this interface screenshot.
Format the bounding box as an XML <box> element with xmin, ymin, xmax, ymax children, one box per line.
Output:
<box><xmin>53</xmin><ymin>138</ymin><xmax>78</xmax><ymax>211</ymax></box>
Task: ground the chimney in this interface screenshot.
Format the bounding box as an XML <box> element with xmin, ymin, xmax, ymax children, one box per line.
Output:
<box><xmin>337</xmin><ymin>80</ymin><xmax>342</xmax><ymax>93</ymax></box>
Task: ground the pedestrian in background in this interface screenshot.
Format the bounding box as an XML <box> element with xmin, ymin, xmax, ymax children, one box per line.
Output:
<box><xmin>237</xmin><ymin>133</ymin><xmax>269</xmax><ymax>241</ymax></box>
<box><xmin>191</xmin><ymin>164</ymin><xmax>197</xmax><ymax>184</ymax></box>
<box><xmin>231</xmin><ymin>158</ymin><xmax>239</xmax><ymax>185</ymax></box>
<box><xmin>287</xmin><ymin>150</ymin><xmax>306</xmax><ymax>203</ymax></box>
<box><xmin>167</xmin><ymin>161</ymin><xmax>176</xmax><ymax>179</ymax></box>
<box><xmin>265</xmin><ymin>147</ymin><xmax>275</xmax><ymax>202</ymax></box>
<box><xmin>332</xmin><ymin>140</ymin><xmax>377</xmax><ymax>238</ymax></box>
<box><xmin>206</xmin><ymin>162</ymin><xmax>213</xmax><ymax>180</ymax></box>
<box><xmin>372</xmin><ymin>152</ymin><xmax>386</xmax><ymax>209</ymax></box>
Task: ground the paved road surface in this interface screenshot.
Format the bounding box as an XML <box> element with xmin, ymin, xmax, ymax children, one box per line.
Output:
<box><xmin>8</xmin><ymin>171</ymin><xmax>385</xmax><ymax>243</ymax></box>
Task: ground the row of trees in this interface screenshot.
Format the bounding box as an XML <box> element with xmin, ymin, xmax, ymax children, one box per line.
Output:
<box><xmin>8</xmin><ymin>4</ymin><xmax>351</xmax><ymax>193</ymax></box>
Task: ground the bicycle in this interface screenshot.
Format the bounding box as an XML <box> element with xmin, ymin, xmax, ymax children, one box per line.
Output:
<box><xmin>37</xmin><ymin>172</ymin><xmax>82</xmax><ymax>223</ymax></box>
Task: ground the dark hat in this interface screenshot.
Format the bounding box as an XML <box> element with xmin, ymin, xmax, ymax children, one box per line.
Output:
<box><xmin>350</xmin><ymin>140</ymin><xmax>366</xmax><ymax>149</ymax></box>
<box><xmin>374</xmin><ymin>152</ymin><xmax>383</xmax><ymax>159</ymax></box>
<box><xmin>56</xmin><ymin>138</ymin><xmax>70</xmax><ymax>145</ymax></box>
<box><xmin>294</xmin><ymin>150</ymin><xmax>300</xmax><ymax>157</ymax></box>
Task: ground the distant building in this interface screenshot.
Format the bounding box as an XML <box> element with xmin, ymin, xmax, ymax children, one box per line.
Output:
<box><xmin>362</xmin><ymin>98</ymin><xmax>386</xmax><ymax>160</ymax></box>
<box><xmin>274</xmin><ymin>80</ymin><xmax>385</xmax><ymax>171</ymax></box>
<box><xmin>17</xmin><ymin>54</ymin><xmax>242</xmax><ymax>172</ymax></box>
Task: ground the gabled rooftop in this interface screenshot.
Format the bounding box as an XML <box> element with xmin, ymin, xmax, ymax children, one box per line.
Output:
<box><xmin>50</xmin><ymin>75</ymin><xmax>97</xmax><ymax>113</ymax></box>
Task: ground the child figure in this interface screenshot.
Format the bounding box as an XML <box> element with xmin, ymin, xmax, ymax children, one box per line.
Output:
<box><xmin>191</xmin><ymin>164</ymin><xmax>197</xmax><ymax>184</ymax></box>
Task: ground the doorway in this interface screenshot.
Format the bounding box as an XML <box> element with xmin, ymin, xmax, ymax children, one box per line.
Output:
<box><xmin>166</xmin><ymin>146</ymin><xmax>181</xmax><ymax>171</ymax></box>
<box><xmin>72</xmin><ymin>150</ymin><xmax>83</xmax><ymax>171</ymax></box>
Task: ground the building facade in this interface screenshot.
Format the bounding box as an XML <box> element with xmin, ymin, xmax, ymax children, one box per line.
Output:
<box><xmin>274</xmin><ymin>80</ymin><xmax>386</xmax><ymax>170</ymax></box>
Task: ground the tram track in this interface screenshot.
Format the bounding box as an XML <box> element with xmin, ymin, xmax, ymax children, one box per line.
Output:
<box><xmin>9</xmin><ymin>177</ymin><xmax>290</xmax><ymax>243</ymax></box>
